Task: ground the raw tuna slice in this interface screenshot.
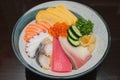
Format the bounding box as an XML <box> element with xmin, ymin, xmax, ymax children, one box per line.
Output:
<box><xmin>59</xmin><ymin>37</ymin><xmax>92</xmax><ymax>69</ymax></box>
<box><xmin>52</xmin><ymin>38</ymin><xmax>72</xmax><ymax>72</ymax></box>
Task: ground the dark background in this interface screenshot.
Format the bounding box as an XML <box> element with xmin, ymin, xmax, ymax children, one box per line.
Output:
<box><xmin>0</xmin><ymin>0</ymin><xmax>120</xmax><ymax>80</ymax></box>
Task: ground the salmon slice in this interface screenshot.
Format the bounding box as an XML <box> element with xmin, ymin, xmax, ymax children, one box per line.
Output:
<box><xmin>24</xmin><ymin>34</ymin><xmax>33</xmax><ymax>42</ymax></box>
<box><xmin>25</xmin><ymin>28</ymin><xmax>40</xmax><ymax>34</ymax></box>
<box><xmin>42</xmin><ymin>21</ymin><xmax>53</xmax><ymax>28</ymax></box>
<box><xmin>37</xmin><ymin>21</ymin><xmax>52</xmax><ymax>29</ymax></box>
<box><xmin>26</xmin><ymin>25</ymin><xmax>43</xmax><ymax>32</ymax></box>
<box><xmin>28</xmin><ymin>24</ymin><xmax>47</xmax><ymax>32</ymax></box>
<box><xmin>37</xmin><ymin>21</ymin><xmax>49</xmax><ymax>29</ymax></box>
<box><xmin>25</xmin><ymin>27</ymin><xmax>40</xmax><ymax>39</ymax></box>
<box><xmin>25</xmin><ymin>31</ymin><xmax>37</xmax><ymax>36</ymax></box>
<box><xmin>24</xmin><ymin>22</ymin><xmax>50</xmax><ymax>42</ymax></box>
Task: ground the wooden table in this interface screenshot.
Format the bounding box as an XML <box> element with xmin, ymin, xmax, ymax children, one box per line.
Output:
<box><xmin>0</xmin><ymin>0</ymin><xmax>120</xmax><ymax>80</ymax></box>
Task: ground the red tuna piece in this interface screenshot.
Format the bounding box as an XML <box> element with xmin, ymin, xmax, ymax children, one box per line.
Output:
<box><xmin>52</xmin><ymin>38</ymin><xmax>72</xmax><ymax>72</ymax></box>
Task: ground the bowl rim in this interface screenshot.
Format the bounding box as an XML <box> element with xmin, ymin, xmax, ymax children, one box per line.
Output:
<box><xmin>12</xmin><ymin>1</ymin><xmax>111</xmax><ymax>79</ymax></box>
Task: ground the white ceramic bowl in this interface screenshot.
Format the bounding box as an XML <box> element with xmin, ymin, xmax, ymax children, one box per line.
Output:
<box><xmin>12</xmin><ymin>1</ymin><xmax>111</xmax><ymax>79</ymax></box>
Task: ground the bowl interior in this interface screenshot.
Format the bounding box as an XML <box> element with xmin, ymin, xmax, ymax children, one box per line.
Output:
<box><xmin>12</xmin><ymin>1</ymin><xmax>110</xmax><ymax>79</ymax></box>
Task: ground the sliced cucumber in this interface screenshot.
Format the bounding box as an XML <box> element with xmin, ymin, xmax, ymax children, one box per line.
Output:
<box><xmin>71</xmin><ymin>25</ymin><xmax>82</xmax><ymax>37</ymax></box>
<box><xmin>68</xmin><ymin>29</ymin><xmax>79</xmax><ymax>40</ymax></box>
<box><xmin>67</xmin><ymin>36</ymin><xmax>80</xmax><ymax>47</ymax></box>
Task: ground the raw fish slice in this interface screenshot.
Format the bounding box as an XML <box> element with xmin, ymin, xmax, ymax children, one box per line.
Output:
<box><xmin>24</xmin><ymin>25</ymin><xmax>42</xmax><ymax>42</ymax></box>
<box><xmin>59</xmin><ymin>37</ymin><xmax>92</xmax><ymax>69</ymax></box>
<box><xmin>24</xmin><ymin>32</ymin><xmax>37</xmax><ymax>42</ymax></box>
<box><xmin>42</xmin><ymin>21</ymin><xmax>53</xmax><ymax>28</ymax></box>
<box><xmin>37</xmin><ymin>21</ymin><xmax>52</xmax><ymax>29</ymax></box>
<box><xmin>24</xmin><ymin>31</ymin><xmax>38</xmax><ymax>39</ymax></box>
<box><xmin>29</xmin><ymin>24</ymin><xmax>47</xmax><ymax>32</ymax></box>
<box><xmin>25</xmin><ymin>26</ymin><xmax>43</xmax><ymax>33</ymax></box>
<box><xmin>52</xmin><ymin>38</ymin><xmax>72</xmax><ymax>72</ymax></box>
<box><xmin>44</xmin><ymin>43</ymin><xmax>52</xmax><ymax>57</ymax></box>
<box><xmin>38</xmin><ymin>54</ymin><xmax>51</xmax><ymax>70</ymax></box>
<box><xmin>25</xmin><ymin>29</ymin><xmax>40</xmax><ymax>34</ymax></box>
<box><xmin>40</xmin><ymin>38</ymin><xmax>53</xmax><ymax>57</ymax></box>
<box><xmin>35</xmin><ymin>37</ymin><xmax>53</xmax><ymax>70</ymax></box>
<box><xmin>24</xmin><ymin>21</ymin><xmax>50</xmax><ymax>42</ymax></box>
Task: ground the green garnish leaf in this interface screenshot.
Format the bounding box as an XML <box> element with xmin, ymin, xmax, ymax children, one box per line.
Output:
<box><xmin>75</xmin><ymin>18</ymin><xmax>94</xmax><ymax>35</ymax></box>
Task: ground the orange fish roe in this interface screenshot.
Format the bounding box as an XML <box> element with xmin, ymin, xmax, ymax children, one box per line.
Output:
<box><xmin>48</xmin><ymin>22</ymin><xmax>70</xmax><ymax>38</ymax></box>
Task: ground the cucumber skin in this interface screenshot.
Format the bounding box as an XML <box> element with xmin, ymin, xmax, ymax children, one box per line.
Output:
<box><xmin>68</xmin><ymin>29</ymin><xmax>79</xmax><ymax>41</ymax></box>
<box><xmin>71</xmin><ymin>25</ymin><xmax>82</xmax><ymax>37</ymax></box>
<box><xmin>67</xmin><ymin>36</ymin><xmax>80</xmax><ymax>47</ymax></box>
